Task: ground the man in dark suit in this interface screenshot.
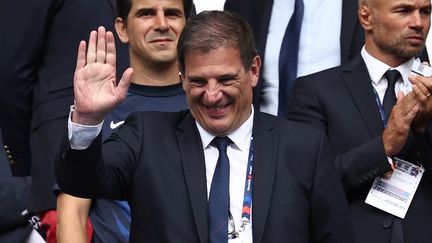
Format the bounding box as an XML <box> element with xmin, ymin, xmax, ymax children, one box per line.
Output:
<box><xmin>288</xmin><ymin>0</ymin><xmax>432</xmax><ymax>242</ymax></box>
<box><xmin>224</xmin><ymin>0</ymin><xmax>364</xmax><ymax>115</ymax></box>
<box><xmin>0</xmin><ymin>0</ymin><xmax>129</xmax><ymax>241</ymax></box>
<box><xmin>56</xmin><ymin>11</ymin><xmax>353</xmax><ymax>243</ymax></box>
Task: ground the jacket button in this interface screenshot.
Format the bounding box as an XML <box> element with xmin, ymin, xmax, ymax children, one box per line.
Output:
<box><xmin>9</xmin><ymin>159</ymin><xmax>15</xmax><ymax>166</ymax></box>
<box><xmin>382</xmin><ymin>217</ymin><xmax>392</xmax><ymax>228</ymax></box>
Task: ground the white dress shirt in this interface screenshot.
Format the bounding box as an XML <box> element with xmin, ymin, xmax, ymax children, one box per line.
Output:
<box><xmin>68</xmin><ymin>107</ymin><xmax>255</xmax><ymax>243</ymax></box>
<box><xmin>361</xmin><ymin>47</ymin><xmax>414</xmax><ymax>103</ymax></box>
<box><xmin>261</xmin><ymin>0</ymin><xmax>342</xmax><ymax>115</ymax></box>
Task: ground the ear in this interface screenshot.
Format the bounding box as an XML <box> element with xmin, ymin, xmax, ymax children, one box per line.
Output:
<box><xmin>358</xmin><ymin>4</ymin><xmax>373</xmax><ymax>31</ymax></box>
<box><xmin>249</xmin><ymin>55</ymin><xmax>261</xmax><ymax>88</ymax></box>
<box><xmin>115</xmin><ymin>17</ymin><xmax>129</xmax><ymax>44</ymax></box>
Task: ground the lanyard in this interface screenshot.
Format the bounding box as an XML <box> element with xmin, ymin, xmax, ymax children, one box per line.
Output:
<box><xmin>372</xmin><ymin>88</ymin><xmax>388</xmax><ymax>128</ymax></box>
<box><xmin>240</xmin><ymin>137</ymin><xmax>254</xmax><ymax>229</ymax></box>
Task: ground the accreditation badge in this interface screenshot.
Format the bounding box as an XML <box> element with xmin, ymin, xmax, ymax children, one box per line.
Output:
<box><xmin>365</xmin><ymin>158</ymin><xmax>424</xmax><ymax>218</ymax></box>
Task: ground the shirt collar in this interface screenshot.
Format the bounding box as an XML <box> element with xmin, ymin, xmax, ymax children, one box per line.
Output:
<box><xmin>361</xmin><ymin>46</ymin><xmax>415</xmax><ymax>86</ymax></box>
<box><xmin>196</xmin><ymin>105</ymin><xmax>254</xmax><ymax>152</ymax></box>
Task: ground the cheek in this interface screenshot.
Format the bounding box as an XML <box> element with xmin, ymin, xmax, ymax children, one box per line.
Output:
<box><xmin>187</xmin><ymin>88</ymin><xmax>205</xmax><ymax>101</ymax></box>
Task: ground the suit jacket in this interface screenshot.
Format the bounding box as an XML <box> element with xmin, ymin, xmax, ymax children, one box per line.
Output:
<box><xmin>287</xmin><ymin>55</ymin><xmax>432</xmax><ymax>242</ymax></box>
<box><xmin>0</xmin><ymin>133</ymin><xmax>33</xmax><ymax>242</ymax></box>
<box><xmin>224</xmin><ymin>0</ymin><xmax>364</xmax><ymax>110</ymax></box>
<box><xmin>0</xmin><ymin>0</ymin><xmax>129</xmax><ymax>211</ymax></box>
<box><xmin>56</xmin><ymin>111</ymin><xmax>353</xmax><ymax>243</ymax></box>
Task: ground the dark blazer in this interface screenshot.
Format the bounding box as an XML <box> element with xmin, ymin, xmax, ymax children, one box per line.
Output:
<box><xmin>224</xmin><ymin>0</ymin><xmax>364</xmax><ymax>109</ymax></box>
<box><xmin>56</xmin><ymin>111</ymin><xmax>353</xmax><ymax>243</ymax></box>
<box><xmin>0</xmin><ymin>133</ymin><xmax>33</xmax><ymax>242</ymax></box>
<box><xmin>0</xmin><ymin>0</ymin><xmax>129</xmax><ymax>211</ymax></box>
<box><xmin>287</xmin><ymin>55</ymin><xmax>432</xmax><ymax>242</ymax></box>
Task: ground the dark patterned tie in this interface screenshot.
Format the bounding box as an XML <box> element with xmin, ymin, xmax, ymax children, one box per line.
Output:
<box><xmin>383</xmin><ymin>69</ymin><xmax>401</xmax><ymax>121</ymax></box>
<box><xmin>384</xmin><ymin>70</ymin><xmax>404</xmax><ymax>243</ymax></box>
<box><xmin>278</xmin><ymin>0</ymin><xmax>304</xmax><ymax>117</ymax></box>
<box><xmin>208</xmin><ymin>136</ymin><xmax>231</xmax><ymax>243</ymax></box>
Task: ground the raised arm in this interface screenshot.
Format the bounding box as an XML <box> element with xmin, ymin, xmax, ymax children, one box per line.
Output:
<box><xmin>72</xmin><ymin>26</ymin><xmax>133</xmax><ymax>125</ymax></box>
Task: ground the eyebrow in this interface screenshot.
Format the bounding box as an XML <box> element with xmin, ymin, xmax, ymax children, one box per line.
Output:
<box><xmin>133</xmin><ymin>7</ymin><xmax>184</xmax><ymax>15</ymax></box>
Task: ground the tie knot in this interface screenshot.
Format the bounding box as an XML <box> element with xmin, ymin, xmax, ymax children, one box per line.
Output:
<box><xmin>212</xmin><ymin>136</ymin><xmax>231</xmax><ymax>152</ymax></box>
<box><xmin>384</xmin><ymin>69</ymin><xmax>401</xmax><ymax>86</ymax></box>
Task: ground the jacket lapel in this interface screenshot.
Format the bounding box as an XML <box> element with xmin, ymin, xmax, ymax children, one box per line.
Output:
<box><xmin>341</xmin><ymin>55</ymin><xmax>384</xmax><ymax>137</ymax></box>
<box><xmin>251</xmin><ymin>112</ymin><xmax>278</xmax><ymax>243</ymax></box>
<box><xmin>177</xmin><ymin>112</ymin><xmax>208</xmax><ymax>243</ymax></box>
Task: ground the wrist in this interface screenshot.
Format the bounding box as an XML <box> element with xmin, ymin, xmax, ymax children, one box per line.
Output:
<box><xmin>71</xmin><ymin>105</ymin><xmax>104</xmax><ymax>125</ymax></box>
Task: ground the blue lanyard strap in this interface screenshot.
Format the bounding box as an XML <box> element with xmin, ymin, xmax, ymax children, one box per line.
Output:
<box><xmin>240</xmin><ymin>137</ymin><xmax>254</xmax><ymax>226</ymax></box>
<box><xmin>373</xmin><ymin>88</ymin><xmax>388</xmax><ymax>128</ymax></box>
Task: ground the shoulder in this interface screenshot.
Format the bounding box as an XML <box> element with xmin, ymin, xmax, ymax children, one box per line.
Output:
<box><xmin>297</xmin><ymin>66</ymin><xmax>342</xmax><ymax>85</ymax></box>
<box><xmin>256</xmin><ymin>112</ymin><xmax>324</xmax><ymax>141</ymax></box>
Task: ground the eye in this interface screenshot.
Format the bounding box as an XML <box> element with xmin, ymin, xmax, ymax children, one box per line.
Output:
<box><xmin>218</xmin><ymin>76</ymin><xmax>237</xmax><ymax>85</ymax></box>
<box><xmin>188</xmin><ymin>78</ymin><xmax>207</xmax><ymax>87</ymax></box>
<box><xmin>394</xmin><ymin>7</ymin><xmax>411</xmax><ymax>14</ymax></box>
<box><xmin>165</xmin><ymin>9</ymin><xmax>183</xmax><ymax>18</ymax></box>
<box><xmin>420</xmin><ymin>7</ymin><xmax>431</xmax><ymax>17</ymax></box>
<box><xmin>136</xmin><ymin>9</ymin><xmax>155</xmax><ymax>17</ymax></box>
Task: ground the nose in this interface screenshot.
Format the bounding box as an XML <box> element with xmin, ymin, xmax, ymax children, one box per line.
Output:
<box><xmin>155</xmin><ymin>12</ymin><xmax>169</xmax><ymax>31</ymax></box>
<box><xmin>410</xmin><ymin>11</ymin><xmax>424</xmax><ymax>31</ymax></box>
<box><xmin>204</xmin><ymin>80</ymin><xmax>223</xmax><ymax>104</ymax></box>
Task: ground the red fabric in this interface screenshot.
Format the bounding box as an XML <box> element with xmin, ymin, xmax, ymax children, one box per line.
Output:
<box><xmin>40</xmin><ymin>209</ymin><xmax>57</xmax><ymax>243</ymax></box>
<box><xmin>86</xmin><ymin>217</ymin><xmax>93</xmax><ymax>243</ymax></box>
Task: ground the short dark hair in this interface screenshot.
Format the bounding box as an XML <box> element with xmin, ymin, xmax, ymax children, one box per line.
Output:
<box><xmin>115</xmin><ymin>0</ymin><xmax>193</xmax><ymax>25</ymax></box>
<box><xmin>177</xmin><ymin>11</ymin><xmax>258</xmax><ymax>74</ymax></box>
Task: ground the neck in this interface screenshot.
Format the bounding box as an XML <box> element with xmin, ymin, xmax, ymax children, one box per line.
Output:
<box><xmin>364</xmin><ymin>43</ymin><xmax>410</xmax><ymax>68</ymax></box>
<box><xmin>130</xmin><ymin>59</ymin><xmax>181</xmax><ymax>86</ymax></box>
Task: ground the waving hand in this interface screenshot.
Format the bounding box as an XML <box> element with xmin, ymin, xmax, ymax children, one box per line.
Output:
<box><xmin>73</xmin><ymin>26</ymin><xmax>133</xmax><ymax>125</ymax></box>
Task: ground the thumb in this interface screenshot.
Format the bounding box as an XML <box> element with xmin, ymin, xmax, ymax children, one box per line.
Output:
<box><xmin>396</xmin><ymin>91</ymin><xmax>405</xmax><ymax>102</ymax></box>
<box><xmin>116</xmin><ymin>67</ymin><xmax>134</xmax><ymax>100</ymax></box>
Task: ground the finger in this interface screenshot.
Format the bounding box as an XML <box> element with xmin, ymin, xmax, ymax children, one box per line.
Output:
<box><xmin>87</xmin><ymin>30</ymin><xmax>97</xmax><ymax>64</ymax></box>
<box><xmin>396</xmin><ymin>91</ymin><xmax>406</xmax><ymax>101</ymax></box>
<box><xmin>75</xmin><ymin>41</ymin><xmax>87</xmax><ymax>72</ymax></box>
<box><xmin>106</xmin><ymin>31</ymin><xmax>116</xmax><ymax>67</ymax></box>
<box><xmin>410</xmin><ymin>73</ymin><xmax>432</xmax><ymax>91</ymax></box>
<box><xmin>116</xmin><ymin>68</ymin><xmax>134</xmax><ymax>101</ymax></box>
<box><xmin>383</xmin><ymin>170</ymin><xmax>393</xmax><ymax>179</ymax></box>
<box><xmin>96</xmin><ymin>26</ymin><xmax>107</xmax><ymax>63</ymax></box>
<box><xmin>412</xmin><ymin>84</ymin><xmax>429</xmax><ymax>103</ymax></box>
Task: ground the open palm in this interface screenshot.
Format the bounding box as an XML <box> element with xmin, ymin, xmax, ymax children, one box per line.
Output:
<box><xmin>73</xmin><ymin>26</ymin><xmax>133</xmax><ymax>124</ymax></box>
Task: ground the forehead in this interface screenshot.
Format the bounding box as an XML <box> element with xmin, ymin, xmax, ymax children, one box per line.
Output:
<box><xmin>130</xmin><ymin>0</ymin><xmax>184</xmax><ymax>10</ymax></box>
<box><xmin>374</xmin><ymin>0</ymin><xmax>431</xmax><ymax>7</ymax></box>
<box><xmin>184</xmin><ymin>47</ymin><xmax>243</xmax><ymax>75</ymax></box>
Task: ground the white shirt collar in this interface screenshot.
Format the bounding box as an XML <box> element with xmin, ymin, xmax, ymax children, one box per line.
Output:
<box><xmin>196</xmin><ymin>105</ymin><xmax>254</xmax><ymax>152</ymax></box>
<box><xmin>361</xmin><ymin>46</ymin><xmax>414</xmax><ymax>87</ymax></box>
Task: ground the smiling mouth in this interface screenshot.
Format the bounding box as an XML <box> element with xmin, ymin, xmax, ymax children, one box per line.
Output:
<box><xmin>150</xmin><ymin>39</ymin><xmax>172</xmax><ymax>43</ymax></box>
<box><xmin>206</xmin><ymin>103</ymin><xmax>230</xmax><ymax>112</ymax></box>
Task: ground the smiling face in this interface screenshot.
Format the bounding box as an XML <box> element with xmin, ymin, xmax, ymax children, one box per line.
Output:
<box><xmin>182</xmin><ymin>47</ymin><xmax>261</xmax><ymax>135</ymax></box>
<box><xmin>115</xmin><ymin>0</ymin><xmax>186</xmax><ymax>66</ymax></box>
<box><xmin>360</xmin><ymin>0</ymin><xmax>431</xmax><ymax>66</ymax></box>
